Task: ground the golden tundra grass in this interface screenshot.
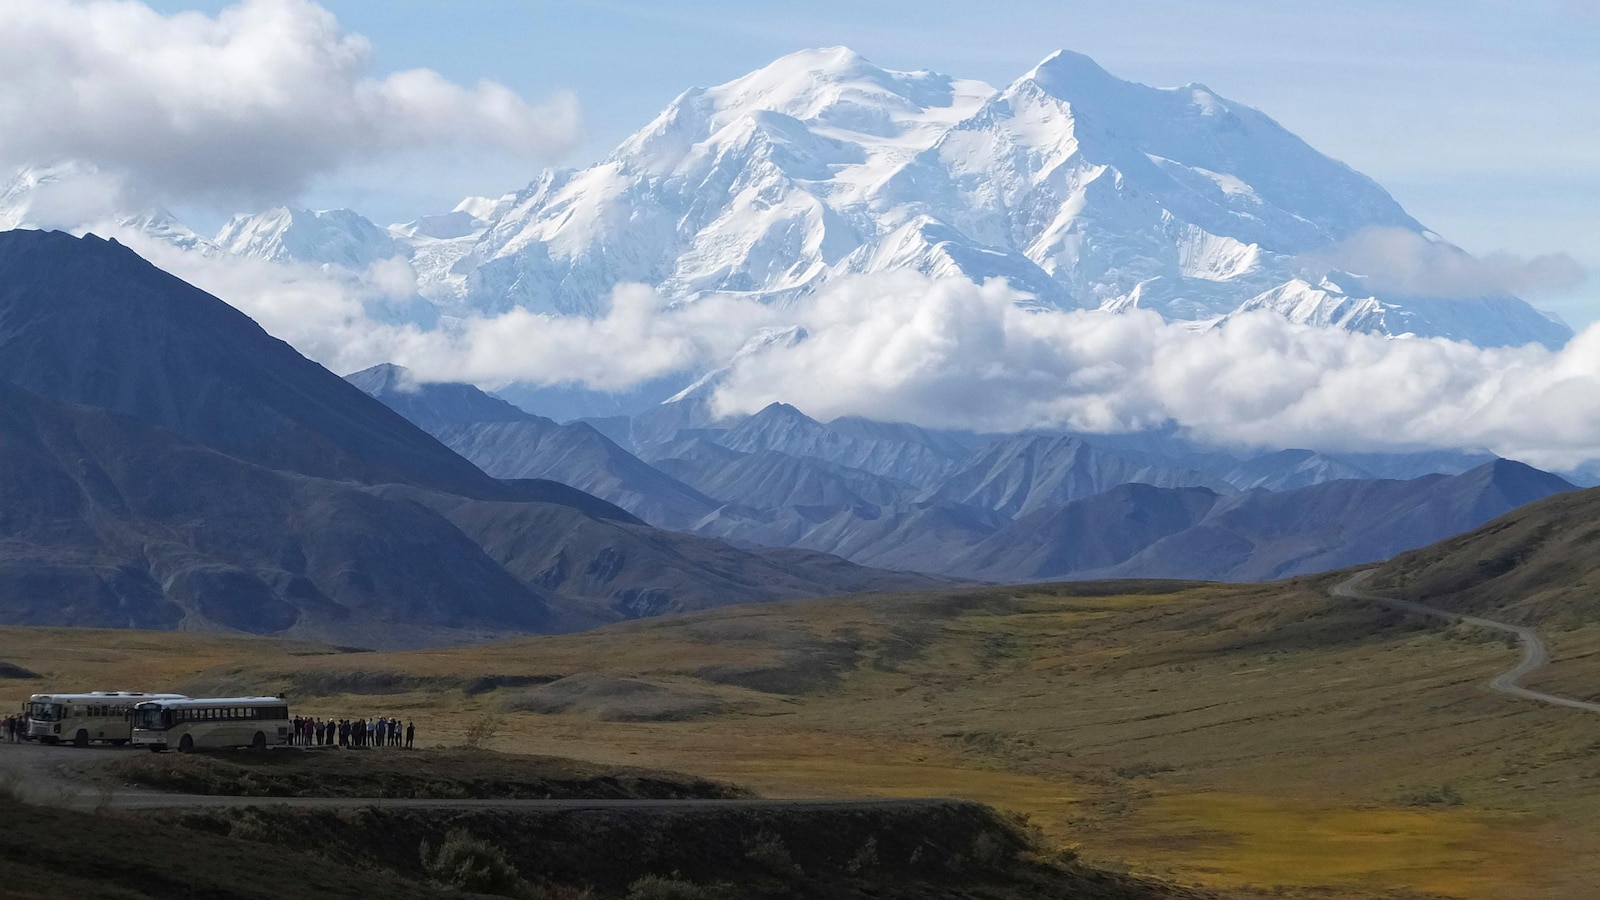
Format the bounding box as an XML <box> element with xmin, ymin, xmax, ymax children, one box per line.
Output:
<box><xmin>4</xmin><ymin>577</ymin><xmax>1600</xmax><ymax>899</ymax></box>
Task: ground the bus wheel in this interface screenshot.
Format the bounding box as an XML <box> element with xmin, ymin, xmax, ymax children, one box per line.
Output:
<box><xmin>178</xmin><ymin>735</ymin><xmax>194</xmax><ymax>753</ymax></box>
<box><xmin>72</xmin><ymin>730</ymin><xmax>89</xmax><ymax>748</ymax></box>
<box><xmin>251</xmin><ymin>732</ymin><xmax>266</xmax><ymax>751</ymax></box>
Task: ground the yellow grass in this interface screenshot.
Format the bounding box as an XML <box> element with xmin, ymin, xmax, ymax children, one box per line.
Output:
<box><xmin>4</xmin><ymin>579</ymin><xmax>1600</xmax><ymax>898</ymax></box>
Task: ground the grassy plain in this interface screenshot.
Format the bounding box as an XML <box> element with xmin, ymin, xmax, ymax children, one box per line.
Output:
<box><xmin>4</xmin><ymin>576</ymin><xmax>1599</xmax><ymax>898</ymax></box>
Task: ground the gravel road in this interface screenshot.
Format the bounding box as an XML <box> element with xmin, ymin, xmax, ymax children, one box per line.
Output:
<box><xmin>1334</xmin><ymin>570</ymin><xmax>1600</xmax><ymax>715</ymax></box>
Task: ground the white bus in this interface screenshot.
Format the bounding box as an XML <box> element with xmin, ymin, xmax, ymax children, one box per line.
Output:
<box><xmin>132</xmin><ymin>696</ymin><xmax>292</xmax><ymax>752</ymax></box>
<box><xmin>26</xmin><ymin>692</ymin><xmax>188</xmax><ymax>746</ymax></box>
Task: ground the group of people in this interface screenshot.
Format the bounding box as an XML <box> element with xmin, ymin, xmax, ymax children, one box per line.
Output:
<box><xmin>288</xmin><ymin>715</ymin><xmax>414</xmax><ymax>749</ymax></box>
<box><xmin>0</xmin><ymin>714</ymin><xmax>25</xmax><ymax>742</ymax></box>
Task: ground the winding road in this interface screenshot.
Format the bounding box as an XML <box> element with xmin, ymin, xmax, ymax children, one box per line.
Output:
<box><xmin>1334</xmin><ymin>570</ymin><xmax>1600</xmax><ymax>714</ymax></box>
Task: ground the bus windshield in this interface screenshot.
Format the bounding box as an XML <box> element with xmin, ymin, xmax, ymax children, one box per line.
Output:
<box><xmin>133</xmin><ymin>708</ymin><xmax>168</xmax><ymax>731</ymax></box>
<box><xmin>29</xmin><ymin>702</ymin><xmax>63</xmax><ymax>722</ymax></box>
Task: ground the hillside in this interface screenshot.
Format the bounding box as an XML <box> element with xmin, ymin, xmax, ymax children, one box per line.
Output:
<box><xmin>0</xmin><ymin>380</ymin><xmax>562</xmax><ymax>643</ymax></box>
<box><xmin>0</xmin><ymin>230</ymin><xmax>501</xmax><ymax>498</ymax></box>
<box><xmin>0</xmin><ymin>232</ymin><xmax>937</xmax><ymax>644</ymax></box>
<box><xmin>1368</xmin><ymin>483</ymin><xmax>1600</xmax><ymax>626</ymax></box>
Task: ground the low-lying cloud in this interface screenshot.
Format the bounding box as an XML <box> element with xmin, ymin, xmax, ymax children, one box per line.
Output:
<box><xmin>1306</xmin><ymin>226</ymin><xmax>1590</xmax><ymax>300</ymax></box>
<box><xmin>0</xmin><ymin>0</ymin><xmax>582</xmax><ymax>202</ymax></box>
<box><xmin>104</xmin><ymin>228</ymin><xmax>1600</xmax><ymax>472</ymax></box>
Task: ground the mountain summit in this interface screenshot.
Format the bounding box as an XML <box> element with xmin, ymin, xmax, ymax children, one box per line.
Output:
<box><xmin>354</xmin><ymin>47</ymin><xmax>1562</xmax><ymax>348</ymax></box>
<box><xmin>4</xmin><ymin>49</ymin><xmax>1569</xmax><ymax>351</ymax></box>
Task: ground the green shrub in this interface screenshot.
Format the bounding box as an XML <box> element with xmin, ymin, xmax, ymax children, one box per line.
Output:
<box><xmin>970</xmin><ymin>831</ymin><xmax>1011</xmax><ymax>868</ymax></box>
<box><xmin>421</xmin><ymin>828</ymin><xmax>529</xmax><ymax>896</ymax></box>
<box><xmin>742</xmin><ymin>829</ymin><xmax>797</xmax><ymax>873</ymax></box>
<box><xmin>845</xmin><ymin>835</ymin><xmax>879</xmax><ymax>874</ymax></box>
<box><xmin>625</xmin><ymin>874</ymin><xmax>714</xmax><ymax>900</ymax></box>
<box><xmin>460</xmin><ymin>711</ymin><xmax>504</xmax><ymax>750</ymax></box>
<box><xmin>1400</xmin><ymin>784</ymin><xmax>1465</xmax><ymax>807</ymax></box>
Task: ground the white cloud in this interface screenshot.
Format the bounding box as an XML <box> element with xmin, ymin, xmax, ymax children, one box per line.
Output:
<box><xmin>105</xmin><ymin>225</ymin><xmax>776</xmax><ymax>393</ymax></box>
<box><xmin>0</xmin><ymin>0</ymin><xmax>581</xmax><ymax>202</ymax></box>
<box><xmin>1304</xmin><ymin>226</ymin><xmax>1590</xmax><ymax>300</ymax></box>
<box><xmin>701</xmin><ymin>272</ymin><xmax>1600</xmax><ymax>470</ymax></box>
<box><xmin>83</xmin><ymin>229</ymin><xmax>1600</xmax><ymax>471</ymax></box>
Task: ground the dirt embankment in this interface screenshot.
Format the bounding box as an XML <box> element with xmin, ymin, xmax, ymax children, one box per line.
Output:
<box><xmin>103</xmin><ymin>748</ymin><xmax>746</xmax><ymax>800</ymax></box>
<box><xmin>169</xmin><ymin>801</ymin><xmax>1209</xmax><ymax>900</ymax></box>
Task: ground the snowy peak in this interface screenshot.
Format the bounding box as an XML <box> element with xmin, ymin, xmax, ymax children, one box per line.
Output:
<box><xmin>171</xmin><ymin>46</ymin><xmax>1573</xmax><ymax>347</ymax></box>
<box><xmin>1016</xmin><ymin>49</ymin><xmax>1128</xmax><ymax>99</ymax></box>
<box><xmin>0</xmin><ymin>163</ymin><xmax>216</xmax><ymax>253</ymax></box>
<box><xmin>11</xmin><ymin>48</ymin><xmax>1569</xmax><ymax>353</ymax></box>
<box><xmin>704</xmin><ymin>46</ymin><xmax>982</xmax><ymax>129</ymax></box>
<box><xmin>215</xmin><ymin>206</ymin><xmax>399</xmax><ymax>269</ymax></box>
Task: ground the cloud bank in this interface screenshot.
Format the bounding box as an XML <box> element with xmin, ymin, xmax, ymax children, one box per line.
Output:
<box><xmin>105</xmin><ymin>226</ymin><xmax>1600</xmax><ymax>471</ymax></box>
<box><xmin>0</xmin><ymin>0</ymin><xmax>582</xmax><ymax>201</ymax></box>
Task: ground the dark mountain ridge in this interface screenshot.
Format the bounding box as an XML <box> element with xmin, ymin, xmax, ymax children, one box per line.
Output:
<box><xmin>0</xmin><ymin>231</ymin><xmax>502</xmax><ymax>497</ymax></box>
<box><xmin>0</xmin><ymin>231</ymin><xmax>938</xmax><ymax>645</ymax></box>
<box><xmin>351</xmin><ymin>364</ymin><xmax>1578</xmax><ymax>588</ymax></box>
<box><xmin>347</xmin><ymin>364</ymin><xmax>719</xmax><ymax>530</ymax></box>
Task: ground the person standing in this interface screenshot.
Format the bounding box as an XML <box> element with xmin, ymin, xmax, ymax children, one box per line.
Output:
<box><xmin>405</xmin><ymin>721</ymin><xmax>414</xmax><ymax>749</ymax></box>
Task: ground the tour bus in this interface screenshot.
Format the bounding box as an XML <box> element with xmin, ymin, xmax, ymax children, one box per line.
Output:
<box><xmin>132</xmin><ymin>696</ymin><xmax>292</xmax><ymax>752</ymax></box>
<box><xmin>26</xmin><ymin>692</ymin><xmax>188</xmax><ymax>746</ymax></box>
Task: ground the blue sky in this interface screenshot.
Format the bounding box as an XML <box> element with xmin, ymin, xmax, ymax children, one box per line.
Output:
<box><xmin>144</xmin><ymin>1</ymin><xmax>1600</xmax><ymax>324</ymax></box>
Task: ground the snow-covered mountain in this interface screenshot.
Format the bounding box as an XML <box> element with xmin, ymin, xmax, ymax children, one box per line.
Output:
<box><xmin>1</xmin><ymin>48</ymin><xmax>1570</xmax><ymax>350</ymax></box>
<box><xmin>383</xmin><ymin>47</ymin><xmax>1567</xmax><ymax>347</ymax></box>
<box><xmin>0</xmin><ymin>163</ymin><xmax>216</xmax><ymax>254</ymax></box>
<box><xmin>214</xmin><ymin>206</ymin><xmax>399</xmax><ymax>269</ymax></box>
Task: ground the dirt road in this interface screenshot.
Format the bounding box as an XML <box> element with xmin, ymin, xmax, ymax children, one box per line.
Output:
<box><xmin>1334</xmin><ymin>570</ymin><xmax>1600</xmax><ymax>714</ymax></box>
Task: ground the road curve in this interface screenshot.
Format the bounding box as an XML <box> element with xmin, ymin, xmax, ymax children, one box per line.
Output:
<box><xmin>1333</xmin><ymin>570</ymin><xmax>1600</xmax><ymax>714</ymax></box>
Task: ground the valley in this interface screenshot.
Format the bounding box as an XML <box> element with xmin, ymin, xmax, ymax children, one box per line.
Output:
<box><xmin>5</xmin><ymin>571</ymin><xmax>1598</xmax><ymax>898</ymax></box>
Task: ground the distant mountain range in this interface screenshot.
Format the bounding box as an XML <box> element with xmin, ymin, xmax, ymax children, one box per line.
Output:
<box><xmin>0</xmin><ymin>231</ymin><xmax>1576</xmax><ymax>650</ymax></box>
<box><xmin>0</xmin><ymin>48</ymin><xmax>1570</xmax><ymax>368</ymax></box>
<box><xmin>0</xmin><ymin>231</ymin><xmax>935</xmax><ymax>647</ymax></box>
<box><xmin>350</xmin><ymin>364</ymin><xmax>1575</xmax><ymax>584</ymax></box>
